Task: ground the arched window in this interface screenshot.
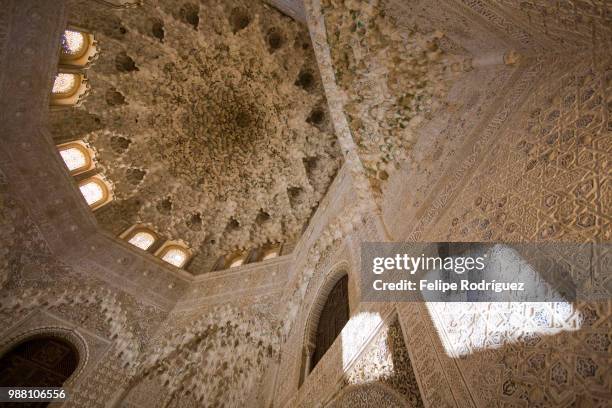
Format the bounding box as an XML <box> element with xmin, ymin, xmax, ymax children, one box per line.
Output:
<box><xmin>61</xmin><ymin>30</ymin><xmax>87</xmax><ymax>58</ymax></box>
<box><xmin>57</xmin><ymin>141</ymin><xmax>94</xmax><ymax>175</ymax></box>
<box><xmin>128</xmin><ymin>231</ymin><xmax>156</xmax><ymax>250</ymax></box>
<box><xmin>50</xmin><ymin>71</ymin><xmax>90</xmax><ymax>107</ymax></box>
<box><xmin>0</xmin><ymin>336</ymin><xmax>78</xmax><ymax>388</ymax></box>
<box><xmin>261</xmin><ymin>245</ymin><xmax>281</xmax><ymax>261</ymax></box>
<box><xmin>120</xmin><ymin>225</ymin><xmax>159</xmax><ymax>252</ymax></box>
<box><xmin>52</xmin><ymin>73</ymin><xmax>80</xmax><ymax>96</ymax></box>
<box><xmin>300</xmin><ymin>272</ymin><xmax>350</xmax><ymax>387</ymax></box>
<box><xmin>227</xmin><ymin>252</ymin><xmax>247</xmax><ymax>268</ymax></box>
<box><xmin>162</xmin><ymin>248</ymin><xmax>188</xmax><ymax>267</ymax></box>
<box><xmin>79</xmin><ymin>179</ymin><xmax>104</xmax><ymax>204</ymax></box>
<box><xmin>311</xmin><ymin>274</ymin><xmax>349</xmax><ymax>368</ymax></box>
<box><xmin>156</xmin><ymin>242</ymin><xmax>192</xmax><ymax>268</ymax></box>
<box><xmin>78</xmin><ymin>176</ymin><xmax>112</xmax><ymax>210</ymax></box>
<box><xmin>59</xmin><ymin>28</ymin><xmax>99</xmax><ymax>68</ymax></box>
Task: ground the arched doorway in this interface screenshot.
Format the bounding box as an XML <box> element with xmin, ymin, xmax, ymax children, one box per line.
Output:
<box><xmin>0</xmin><ymin>336</ymin><xmax>79</xmax><ymax>404</ymax></box>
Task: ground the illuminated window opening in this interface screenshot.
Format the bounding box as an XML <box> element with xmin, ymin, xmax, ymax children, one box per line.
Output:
<box><xmin>52</xmin><ymin>73</ymin><xmax>80</xmax><ymax>96</ymax></box>
<box><xmin>162</xmin><ymin>248</ymin><xmax>188</xmax><ymax>267</ymax></box>
<box><xmin>57</xmin><ymin>142</ymin><xmax>94</xmax><ymax>175</ymax></box>
<box><xmin>78</xmin><ymin>176</ymin><xmax>112</xmax><ymax>210</ymax></box>
<box><xmin>50</xmin><ymin>71</ymin><xmax>90</xmax><ymax>107</ymax></box>
<box><xmin>227</xmin><ymin>253</ymin><xmax>247</xmax><ymax>268</ymax></box>
<box><xmin>59</xmin><ymin>28</ymin><xmax>99</xmax><ymax>68</ymax></box>
<box><xmin>128</xmin><ymin>231</ymin><xmax>156</xmax><ymax>251</ymax></box>
<box><xmin>61</xmin><ymin>30</ymin><xmax>87</xmax><ymax>57</ymax></box>
<box><xmin>261</xmin><ymin>246</ymin><xmax>280</xmax><ymax>261</ymax></box>
<box><xmin>60</xmin><ymin>147</ymin><xmax>87</xmax><ymax>171</ymax></box>
<box><xmin>156</xmin><ymin>242</ymin><xmax>192</xmax><ymax>269</ymax></box>
<box><xmin>80</xmin><ymin>181</ymin><xmax>103</xmax><ymax>205</ymax></box>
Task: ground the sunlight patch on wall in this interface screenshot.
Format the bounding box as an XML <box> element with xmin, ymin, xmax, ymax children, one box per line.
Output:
<box><xmin>341</xmin><ymin>312</ymin><xmax>386</xmax><ymax>369</ymax></box>
<box><xmin>425</xmin><ymin>301</ymin><xmax>583</xmax><ymax>357</ymax></box>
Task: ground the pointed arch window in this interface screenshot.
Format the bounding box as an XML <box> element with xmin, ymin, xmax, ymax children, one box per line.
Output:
<box><xmin>300</xmin><ymin>272</ymin><xmax>350</xmax><ymax>387</ymax></box>
<box><xmin>57</xmin><ymin>142</ymin><xmax>94</xmax><ymax>175</ymax></box>
<box><xmin>311</xmin><ymin>274</ymin><xmax>349</xmax><ymax>369</ymax></box>
<box><xmin>156</xmin><ymin>242</ymin><xmax>192</xmax><ymax>268</ymax></box>
<box><xmin>78</xmin><ymin>176</ymin><xmax>112</xmax><ymax>210</ymax></box>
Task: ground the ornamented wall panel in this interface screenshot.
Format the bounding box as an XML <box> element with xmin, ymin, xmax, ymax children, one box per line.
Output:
<box><xmin>118</xmin><ymin>302</ymin><xmax>282</xmax><ymax>408</ymax></box>
<box><xmin>425</xmin><ymin>299</ymin><xmax>611</xmax><ymax>407</ymax></box>
<box><xmin>491</xmin><ymin>0</ymin><xmax>612</xmax><ymax>51</ymax></box>
<box><xmin>427</xmin><ymin>53</ymin><xmax>611</xmax><ymax>243</ymax></box>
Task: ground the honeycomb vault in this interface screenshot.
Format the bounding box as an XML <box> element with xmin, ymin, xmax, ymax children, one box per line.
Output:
<box><xmin>50</xmin><ymin>0</ymin><xmax>343</xmax><ymax>268</ymax></box>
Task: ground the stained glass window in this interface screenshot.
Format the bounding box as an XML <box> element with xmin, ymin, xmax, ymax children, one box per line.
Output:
<box><xmin>128</xmin><ymin>231</ymin><xmax>156</xmax><ymax>250</ymax></box>
<box><xmin>59</xmin><ymin>147</ymin><xmax>87</xmax><ymax>172</ymax></box>
<box><xmin>162</xmin><ymin>248</ymin><xmax>188</xmax><ymax>268</ymax></box>
<box><xmin>79</xmin><ymin>180</ymin><xmax>105</xmax><ymax>206</ymax></box>
<box><xmin>52</xmin><ymin>73</ymin><xmax>78</xmax><ymax>95</ymax></box>
<box><xmin>61</xmin><ymin>30</ymin><xmax>86</xmax><ymax>56</ymax></box>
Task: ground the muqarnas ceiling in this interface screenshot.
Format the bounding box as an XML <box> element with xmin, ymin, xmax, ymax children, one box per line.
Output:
<box><xmin>50</xmin><ymin>0</ymin><xmax>343</xmax><ymax>268</ymax></box>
